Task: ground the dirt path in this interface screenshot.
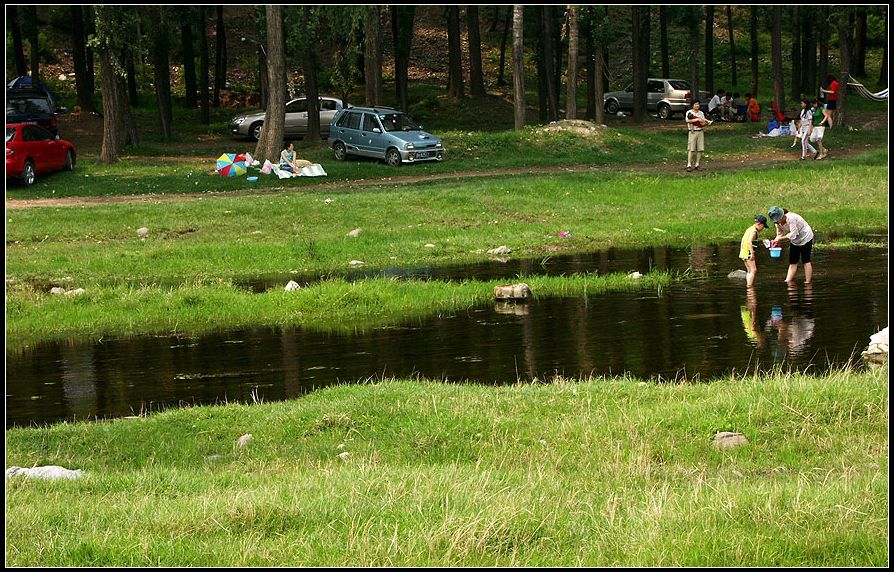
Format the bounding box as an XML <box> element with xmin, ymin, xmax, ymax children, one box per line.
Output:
<box><xmin>5</xmin><ymin>143</ymin><xmax>881</xmax><ymax>210</ymax></box>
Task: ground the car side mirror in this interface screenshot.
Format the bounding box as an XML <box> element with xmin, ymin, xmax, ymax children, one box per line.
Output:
<box><xmin>372</xmin><ymin>127</ymin><xmax>381</xmax><ymax>133</ymax></box>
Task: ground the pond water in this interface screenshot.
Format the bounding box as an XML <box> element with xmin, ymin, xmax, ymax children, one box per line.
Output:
<box><xmin>6</xmin><ymin>243</ymin><xmax>888</xmax><ymax>428</ymax></box>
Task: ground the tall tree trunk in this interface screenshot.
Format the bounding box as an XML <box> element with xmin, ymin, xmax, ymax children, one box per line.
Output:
<box><xmin>213</xmin><ymin>5</ymin><xmax>226</xmax><ymax>107</ymax></box>
<box><xmin>392</xmin><ymin>6</ymin><xmax>415</xmax><ymax>112</ymax></box>
<box><xmin>803</xmin><ymin>9</ymin><xmax>816</xmax><ymax>97</ymax></box>
<box><xmin>602</xmin><ymin>7</ymin><xmax>610</xmax><ymax>92</ymax></box>
<box><xmin>659</xmin><ymin>6</ymin><xmax>669</xmax><ymax>78</ymax></box>
<box><xmin>119</xmin><ymin>73</ymin><xmax>140</xmax><ymax>147</ymax></box>
<box><xmin>303</xmin><ymin>7</ymin><xmax>321</xmax><ymax>144</ymax></box>
<box><xmin>726</xmin><ymin>5</ymin><xmax>737</xmax><ymax>89</ymax></box>
<box><xmin>364</xmin><ymin>6</ymin><xmax>383</xmax><ymax>106</ymax></box>
<box><xmin>553</xmin><ymin>6</ymin><xmax>563</xmax><ymax>112</ymax></box>
<box><xmin>541</xmin><ymin>6</ymin><xmax>558</xmax><ymax>121</ymax></box>
<box><xmin>772</xmin><ymin>6</ymin><xmax>785</xmax><ymax>112</ymax></box>
<box><xmin>512</xmin><ymin>5</ymin><xmax>525</xmax><ymax>129</ymax></box>
<box><xmin>255</xmin><ymin>5</ymin><xmax>285</xmax><ymax>162</ymax></box>
<box><xmin>881</xmin><ymin>6</ymin><xmax>888</xmax><ymax>86</ymax></box>
<box><xmin>125</xmin><ymin>46</ymin><xmax>139</xmax><ymax>108</ymax></box>
<box><xmin>705</xmin><ymin>5</ymin><xmax>714</xmax><ymax>94</ymax></box>
<box><xmin>489</xmin><ymin>6</ymin><xmax>500</xmax><ymax>33</ymax></box>
<box><xmin>70</xmin><ymin>6</ymin><xmax>94</xmax><ymax>111</ymax></box>
<box><xmin>819</xmin><ymin>7</ymin><xmax>829</xmax><ymax>87</ymax></box>
<box><xmin>566</xmin><ymin>5</ymin><xmax>578</xmax><ymax>119</ymax></box>
<box><xmin>791</xmin><ymin>6</ymin><xmax>801</xmax><ymax>103</ymax></box>
<box><xmin>85</xmin><ymin>6</ymin><xmax>96</xmax><ymax>98</ymax></box>
<box><xmin>151</xmin><ymin>7</ymin><xmax>173</xmax><ymax>139</ymax></box>
<box><xmin>632</xmin><ymin>5</ymin><xmax>649</xmax><ymax>123</ymax></box>
<box><xmin>10</xmin><ymin>6</ymin><xmax>27</xmax><ymax>77</ymax></box>
<box><xmin>854</xmin><ymin>7</ymin><xmax>867</xmax><ymax>77</ymax></box>
<box><xmin>198</xmin><ymin>7</ymin><xmax>210</xmax><ymax>124</ymax></box>
<box><xmin>467</xmin><ymin>6</ymin><xmax>486</xmax><ymax>97</ymax></box>
<box><xmin>447</xmin><ymin>6</ymin><xmax>465</xmax><ymax>99</ymax></box>
<box><xmin>689</xmin><ymin>9</ymin><xmax>701</xmax><ymax>104</ymax></box>
<box><xmin>585</xmin><ymin>15</ymin><xmax>595</xmax><ymax>120</ymax></box>
<box><xmin>536</xmin><ymin>12</ymin><xmax>548</xmax><ymax>123</ymax></box>
<box><xmin>594</xmin><ymin>20</ymin><xmax>605</xmax><ymax>126</ymax></box>
<box><xmin>497</xmin><ymin>6</ymin><xmax>511</xmax><ymax>86</ymax></box>
<box><xmin>182</xmin><ymin>15</ymin><xmax>198</xmax><ymax>109</ymax></box>
<box><xmin>98</xmin><ymin>50</ymin><xmax>123</xmax><ymax>164</ymax></box>
<box><xmin>836</xmin><ymin>8</ymin><xmax>852</xmax><ymax>129</ymax></box>
<box><xmin>750</xmin><ymin>6</ymin><xmax>759</xmax><ymax>97</ymax></box>
<box><xmin>25</xmin><ymin>6</ymin><xmax>39</xmax><ymax>83</ymax></box>
<box><xmin>258</xmin><ymin>46</ymin><xmax>268</xmax><ymax>109</ymax></box>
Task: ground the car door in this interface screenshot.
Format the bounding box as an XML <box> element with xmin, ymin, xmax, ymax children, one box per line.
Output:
<box><xmin>319</xmin><ymin>98</ymin><xmax>340</xmax><ymax>138</ymax></box>
<box><xmin>23</xmin><ymin>125</ymin><xmax>57</xmax><ymax>172</ymax></box>
<box><xmin>333</xmin><ymin>110</ymin><xmax>362</xmax><ymax>153</ymax></box>
<box><xmin>618</xmin><ymin>83</ymin><xmax>634</xmax><ymax>110</ymax></box>
<box><xmin>647</xmin><ymin>80</ymin><xmax>664</xmax><ymax>111</ymax></box>
<box><xmin>284</xmin><ymin>98</ymin><xmax>308</xmax><ymax>138</ymax></box>
<box><xmin>358</xmin><ymin>113</ymin><xmax>387</xmax><ymax>158</ymax></box>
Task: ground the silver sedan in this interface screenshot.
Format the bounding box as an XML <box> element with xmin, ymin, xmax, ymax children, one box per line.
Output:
<box><xmin>228</xmin><ymin>96</ymin><xmax>345</xmax><ymax>140</ymax></box>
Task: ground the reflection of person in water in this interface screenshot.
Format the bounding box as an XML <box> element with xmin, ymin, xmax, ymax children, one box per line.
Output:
<box><xmin>766</xmin><ymin>299</ymin><xmax>816</xmax><ymax>355</ymax></box>
<box><xmin>740</xmin><ymin>287</ymin><xmax>766</xmax><ymax>348</ymax></box>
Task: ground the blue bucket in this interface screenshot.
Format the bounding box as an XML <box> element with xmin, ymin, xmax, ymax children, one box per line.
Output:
<box><xmin>769</xmin><ymin>247</ymin><xmax>782</xmax><ymax>258</ymax></box>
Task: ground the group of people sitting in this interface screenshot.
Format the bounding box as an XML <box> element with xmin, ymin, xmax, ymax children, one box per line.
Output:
<box><xmin>706</xmin><ymin>89</ymin><xmax>762</xmax><ymax>123</ymax></box>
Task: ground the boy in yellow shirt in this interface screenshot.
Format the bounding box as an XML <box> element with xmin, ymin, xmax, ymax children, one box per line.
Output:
<box><xmin>739</xmin><ymin>215</ymin><xmax>769</xmax><ymax>287</ymax></box>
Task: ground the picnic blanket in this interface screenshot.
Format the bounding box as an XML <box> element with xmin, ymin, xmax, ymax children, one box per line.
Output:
<box><xmin>271</xmin><ymin>163</ymin><xmax>328</xmax><ymax>178</ymax></box>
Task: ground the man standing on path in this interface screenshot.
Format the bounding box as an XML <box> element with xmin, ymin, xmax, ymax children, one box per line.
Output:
<box><xmin>685</xmin><ymin>100</ymin><xmax>712</xmax><ymax>172</ymax></box>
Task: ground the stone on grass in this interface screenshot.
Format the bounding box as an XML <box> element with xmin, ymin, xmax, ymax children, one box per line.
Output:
<box><xmin>712</xmin><ymin>432</ymin><xmax>749</xmax><ymax>448</ymax></box>
<box><xmin>346</xmin><ymin>228</ymin><xmax>362</xmax><ymax>238</ymax></box>
<box><xmin>349</xmin><ymin>260</ymin><xmax>365</xmax><ymax>267</ymax></box>
<box><xmin>136</xmin><ymin>227</ymin><xmax>150</xmax><ymax>237</ymax></box>
<box><xmin>487</xmin><ymin>246</ymin><xmax>512</xmax><ymax>256</ymax></box>
<box><xmin>50</xmin><ymin>287</ymin><xmax>65</xmax><ymax>295</ymax></box>
<box><xmin>628</xmin><ymin>271</ymin><xmax>643</xmax><ymax>279</ymax></box>
<box><xmin>64</xmin><ymin>288</ymin><xmax>86</xmax><ymax>297</ymax></box>
<box><xmin>337</xmin><ymin>451</ymin><xmax>351</xmax><ymax>460</ymax></box>
<box><xmin>494</xmin><ymin>283</ymin><xmax>532</xmax><ymax>300</ymax></box>
<box><xmin>284</xmin><ymin>280</ymin><xmax>301</xmax><ymax>291</ymax></box>
<box><xmin>861</xmin><ymin>326</ymin><xmax>888</xmax><ymax>366</ymax></box>
<box><xmin>6</xmin><ymin>465</ymin><xmax>83</xmax><ymax>480</ymax></box>
<box><xmin>424</xmin><ymin>243</ymin><xmax>436</xmax><ymax>248</ymax></box>
<box><xmin>236</xmin><ymin>434</ymin><xmax>253</xmax><ymax>449</ymax></box>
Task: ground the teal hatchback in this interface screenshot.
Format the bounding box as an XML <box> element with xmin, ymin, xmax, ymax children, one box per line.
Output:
<box><xmin>328</xmin><ymin>106</ymin><xmax>444</xmax><ymax>166</ymax></box>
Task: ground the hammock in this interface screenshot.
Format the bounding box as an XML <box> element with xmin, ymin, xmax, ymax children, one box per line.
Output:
<box><xmin>847</xmin><ymin>75</ymin><xmax>888</xmax><ymax>101</ymax></box>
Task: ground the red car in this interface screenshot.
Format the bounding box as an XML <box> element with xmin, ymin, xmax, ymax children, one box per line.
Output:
<box><xmin>6</xmin><ymin>122</ymin><xmax>77</xmax><ymax>186</ymax></box>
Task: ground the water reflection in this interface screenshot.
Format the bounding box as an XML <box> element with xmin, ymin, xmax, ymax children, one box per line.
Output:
<box><xmin>6</xmin><ymin>243</ymin><xmax>887</xmax><ymax>427</ymax></box>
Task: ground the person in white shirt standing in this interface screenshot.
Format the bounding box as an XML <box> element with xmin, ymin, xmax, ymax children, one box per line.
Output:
<box><xmin>768</xmin><ymin>206</ymin><xmax>815</xmax><ymax>284</ymax></box>
<box><xmin>685</xmin><ymin>100</ymin><xmax>713</xmax><ymax>172</ymax></box>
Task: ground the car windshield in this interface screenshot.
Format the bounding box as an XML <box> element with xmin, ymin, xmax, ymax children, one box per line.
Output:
<box><xmin>6</xmin><ymin>127</ymin><xmax>16</xmax><ymax>143</ymax></box>
<box><xmin>7</xmin><ymin>97</ymin><xmax>52</xmax><ymax>114</ymax></box>
<box><xmin>668</xmin><ymin>80</ymin><xmax>690</xmax><ymax>90</ymax></box>
<box><xmin>378</xmin><ymin>113</ymin><xmax>421</xmax><ymax>132</ymax></box>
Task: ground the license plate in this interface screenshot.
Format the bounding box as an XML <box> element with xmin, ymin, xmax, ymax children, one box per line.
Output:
<box><xmin>416</xmin><ymin>151</ymin><xmax>429</xmax><ymax>159</ymax></box>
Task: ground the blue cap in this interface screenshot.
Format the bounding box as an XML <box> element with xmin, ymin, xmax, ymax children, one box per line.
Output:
<box><xmin>755</xmin><ymin>215</ymin><xmax>768</xmax><ymax>227</ymax></box>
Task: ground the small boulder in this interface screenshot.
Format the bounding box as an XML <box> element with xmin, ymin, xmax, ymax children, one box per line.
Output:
<box><xmin>64</xmin><ymin>288</ymin><xmax>86</xmax><ymax>297</ymax></box>
<box><xmin>337</xmin><ymin>451</ymin><xmax>351</xmax><ymax>460</ymax></box>
<box><xmin>236</xmin><ymin>434</ymin><xmax>253</xmax><ymax>449</ymax></box>
<box><xmin>727</xmin><ymin>269</ymin><xmax>748</xmax><ymax>280</ymax></box>
<box><xmin>487</xmin><ymin>246</ymin><xmax>512</xmax><ymax>256</ymax></box>
<box><xmin>494</xmin><ymin>283</ymin><xmax>532</xmax><ymax>300</ymax></box>
<box><xmin>712</xmin><ymin>431</ymin><xmax>749</xmax><ymax>448</ymax></box>
<box><xmin>50</xmin><ymin>287</ymin><xmax>65</xmax><ymax>295</ymax></box>
<box><xmin>346</xmin><ymin>228</ymin><xmax>362</xmax><ymax>238</ymax></box>
<box><xmin>284</xmin><ymin>280</ymin><xmax>301</xmax><ymax>291</ymax></box>
<box><xmin>6</xmin><ymin>465</ymin><xmax>83</xmax><ymax>480</ymax></box>
<box><xmin>349</xmin><ymin>260</ymin><xmax>365</xmax><ymax>267</ymax></box>
<box><xmin>628</xmin><ymin>271</ymin><xmax>643</xmax><ymax>279</ymax></box>
<box><xmin>136</xmin><ymin>227</ymin><xmax>150</xmax><ymax>237</ymax></box>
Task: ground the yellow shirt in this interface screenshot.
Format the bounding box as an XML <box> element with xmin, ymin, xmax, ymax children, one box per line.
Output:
<box><xmin>739</xmin><ymin>224</ymin><xmax>758</xmax><ymax>259</ymax></box>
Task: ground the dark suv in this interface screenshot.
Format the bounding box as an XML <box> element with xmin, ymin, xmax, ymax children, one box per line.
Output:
<box><xmin>6</xmin><ymin>89</ymin><xmax>58</xmax><ymax>135</ymax></box>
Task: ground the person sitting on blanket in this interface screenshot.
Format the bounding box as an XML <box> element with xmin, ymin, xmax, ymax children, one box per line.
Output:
<box><xmin>279</xmin><ymin>142</ymin><xmax>313</xmax><ymax>173</ymax></box>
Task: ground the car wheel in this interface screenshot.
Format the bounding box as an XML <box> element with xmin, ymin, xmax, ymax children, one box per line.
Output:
<box><xmin>250</xmin><ymin>122</ymin><xmax>263</xmax><ymax>141</ymax></box>
<box><xmin>385</xmin><ymin>148</ymin><xmax>402</xmax><ymax>167</ymax></box>
<box><xmin>21</xmin><ymin>161</ymin><xmax>36</xmax><ymax>186</ymax></box>
<box><xmin>605</xmin><ymin>99</ymin><xmax>620</xmax><ymax>115</ymax></box>
<box><xmin>657</xmin><ymin>104</ymin><xmax>672</xmax><ymax>120</ymax></box>
<box><xmin>64</xmin><ymin>150</ymin><xmax>75</xmax><ymax>171</ymax></box>
<box><xmin>333</xmin><ymin>141</ymin><xmax>347</xmax><ymax>161</ymax></box>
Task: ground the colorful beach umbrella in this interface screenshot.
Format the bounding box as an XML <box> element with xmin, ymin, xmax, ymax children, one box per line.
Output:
<box><xmin>216</xmin><ymin>153</ymin><xmax>247</xmax><ymax>177</ymax></box>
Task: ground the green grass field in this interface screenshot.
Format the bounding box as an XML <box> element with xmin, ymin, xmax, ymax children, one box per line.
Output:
<box><xmin>5</xmin><ymin>367</ymin><xmax>888</xmax><ymax>566</ymax></box>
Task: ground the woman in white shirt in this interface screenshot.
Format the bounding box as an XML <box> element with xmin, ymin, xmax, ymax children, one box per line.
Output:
<box><xmin>768</xmin><ymin>206</ymin><xmax>815</xmax><ymax>284</ymax></box>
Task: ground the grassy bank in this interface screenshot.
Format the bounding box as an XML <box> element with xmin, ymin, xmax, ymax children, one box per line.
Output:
<box><xmin>6</xmin><ymin>148</ymin><xmax>888</xmax><ymax>286</ymax></box>
<box><xmin>5</xmin><ymin>366</ymin><xmax>888</xmax><ymax>566</ymax></box>
<box><xmin>5</xmin><ymin>271</ymin><xmax>670</xmax><ymax>351</ymax></box>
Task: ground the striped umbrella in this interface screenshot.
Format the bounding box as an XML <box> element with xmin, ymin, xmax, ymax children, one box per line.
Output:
<box><xmin>215</xmin><ymin>153</ymin><xmax>247</xmax><ymax>177</ymax></box>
